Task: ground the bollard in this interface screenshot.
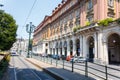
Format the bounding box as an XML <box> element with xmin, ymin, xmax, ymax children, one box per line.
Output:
<box><xmin>43</xmin><ymin>57</ymin><xmax>45</xmax><ymax>62</ymax></box>
<box><xmin>63</xmin><ymin>60</ymin><xmax>64</xmax><ymax>69</ymax></box>
<box><xmin>51</xmin><ymin>58</ymin><xmax>52</xmax><ymax>65</ymax></box>
<box><xmin>85</xmin><ymin>61</ymin><xmax>88</xmax><ymax>77</ymax></box>
<box><xmin>105</xmin><ymin>65</ymin><xmax>108</xmax><ymax>80</ymax></box>
<box><xmin>56</xmin><ymin>59</ymin><xmax>58</xmax><ymax>67</ymax></box>
<box><xmin>72</xmin><ymin>59</ymin><xmax>74</xmax><ymax>72</ymax></box>
<box><xmin>47</xmin><ymin>57</ymin><xmax>48</xmax><ymax>63</ymax></box>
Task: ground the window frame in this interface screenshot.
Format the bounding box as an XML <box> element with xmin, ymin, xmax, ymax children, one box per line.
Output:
<box><xmin>87</xmin><ymin>0</ymin><xmax>93</xmax><ymax>10</ymax></box>
<box><xmin>108</xmin><ymin>0</ymin><xmax>114</xmax><ymax>8</ymax></box>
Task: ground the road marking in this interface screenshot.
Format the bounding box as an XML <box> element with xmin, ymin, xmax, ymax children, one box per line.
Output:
<box><xmin>12</xmin><ymin>56</ymin><xmax>17</xmax><ymax>80</ymax></box>
<box><xmin>30</xmin><ymin>69</ymin><xmax>42</xmax><ymax>80</ymax></box>
<box><xmin>18</xmin><ymin>57</ymin><xmax>42</xmax><ymax>80</ymax></box>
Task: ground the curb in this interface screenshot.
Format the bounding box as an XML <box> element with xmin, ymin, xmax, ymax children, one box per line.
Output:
<box><xmin>26</xmin><ymin>59</ymin><xmax>65</xmax><ymax>80</ymax></box>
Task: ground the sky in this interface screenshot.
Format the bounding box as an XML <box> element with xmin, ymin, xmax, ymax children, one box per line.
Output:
<box><xmin>0</xmin><ymin>0</ymin><xmax>62</xmax><ymax>39</ymax></box>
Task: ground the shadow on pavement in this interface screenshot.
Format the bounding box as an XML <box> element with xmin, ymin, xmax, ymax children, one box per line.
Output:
<box><xmin>2</xmin><ymin>67</ymin><xmax>56</xmax><ymax>80</ymax></box>
<box><xmin>43</xmin><ymin>67</ymin><xmax>96</xmax><ymax>80</ymax></box>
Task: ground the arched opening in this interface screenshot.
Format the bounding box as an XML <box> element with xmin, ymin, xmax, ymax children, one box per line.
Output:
<box><xmin>108</xmin><ymin>33</ymin><xmax>120</xmax><ymax>64</ymax></box>
<box><xmin>59</xmin><ymin>42</ymin><xmax>62</xmax><ymax>56</ymax></box>
<box><xmin>56</xmin><ymin>42</ymin><xmax>58</xmax><ymax>55</ymax></box>
<box><xmin>76</xmin><ymin>39</ymin><xmax>80</xmax><ymax>56</ymax></box>
<box><xmin>64</xmin><ymin>41</ymin><xmax>67</xmax><ymax>57</ymax></box>
<box><xmin>70</xmin><ymin>40</ymin><xmax>73</xmax><ymax>56</ymax></box>
<box><xmin>53</xmin><ymin>48</ymin><xmax>55</xmax><ymax>55</ymax></box>
<box><xmin>88</xmin><ymin>37</ymin><xmax>94</xmax><ymax>62</ymax></box>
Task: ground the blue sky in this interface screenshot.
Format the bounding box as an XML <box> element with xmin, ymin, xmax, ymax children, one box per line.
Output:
<box><xmin>0</xmin><ymin>0</ymin><xmax>62</xmax><ymax>39</ymax></box>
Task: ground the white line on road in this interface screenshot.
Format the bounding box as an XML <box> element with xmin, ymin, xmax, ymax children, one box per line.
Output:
<box><xmin>19</xmin><ymin>57</ymin><xmax>42</xmax><ymax>80</ymax></box>
<box><xmin>30</xmin><ymin>69</ymin><xmax>42</xmax><ymax>80</ymax></box>
<box><xmin>12</xmin><ymin>56</ymin><xmax>17</xmax><ymax>80</ymax></box>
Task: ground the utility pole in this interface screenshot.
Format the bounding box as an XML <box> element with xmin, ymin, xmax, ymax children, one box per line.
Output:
<box><xmin>26</xmin><ymin>22</ymin><xmax>35</xmax><ymax>58</ymax></box>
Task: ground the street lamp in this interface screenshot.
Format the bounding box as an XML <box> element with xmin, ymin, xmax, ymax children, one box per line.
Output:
<box><xmin>0</xmin><ymin>4</ymin><xmax>4</xmax><ymax>10</ymax></box>
<box><xmin>0</xmin><ymin>4</ymin><xmax>3</xmax><ymax>7</ymax></box>
<box><xmin>26</xmin><ymin>22</ymin><xmax>35</xmax><ymax>58</ymax></box>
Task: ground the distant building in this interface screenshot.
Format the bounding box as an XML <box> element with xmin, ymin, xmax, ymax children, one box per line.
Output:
<box><xmin>33</xmin><ymin>0</ymin><xmax>120</xmax><ymax>64</ymax></box>
<box><xmin>10</xmin><ymin>38</ymin><xmax>28</xmax><ymax>56</ymax></box>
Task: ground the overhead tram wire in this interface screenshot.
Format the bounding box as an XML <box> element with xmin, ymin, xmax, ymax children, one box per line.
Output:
<box><xmin>23</xmin><ymin>0</ymin><xmax>37</xmax><ymax>27</ymax></box>
<box><xmin>20</xmin><ymin>0</ymin><xmax>37</xmax><ymax>39</ymax></box>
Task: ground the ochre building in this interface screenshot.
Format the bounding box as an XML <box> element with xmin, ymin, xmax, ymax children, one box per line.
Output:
<box><xmin>33</xmin><ymin>0</ymin><xmax>120</xmax><ymax>64</ymax></box>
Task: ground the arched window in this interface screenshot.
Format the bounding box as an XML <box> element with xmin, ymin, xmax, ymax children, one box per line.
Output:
<box><xmin>87</xmin><ymin>0</ymin><xmax>93</xmax><ymax>10</ymax></box>
<box><xmin>108</xmin><ymin>0</ymin><xmax>114</xmax><ymax>7</ymax></box>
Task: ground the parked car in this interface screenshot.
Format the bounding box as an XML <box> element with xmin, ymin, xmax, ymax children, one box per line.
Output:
<box><xmin>42</xmin><ymin>53</ymin><xmax>48</xmax><ymax>57</ymax></box>
<box><xmin>66</xmin><ymin>55</ymin><xmax>73</xmax><ymax>61</ymax></box>
<box><xmin>70</xmin><ymin>56</ymin><xmax>87</xmax><ymax>63</ymax></box>
<box><xmin>52</xmin><ymin>54</ymin><xmax>60</xmax><ymax>60</ymax></box>
<box><xmin>11</xmin><ymin>52</ymin><xmax>19</xmax><ymax>56</ymax></box>
<box><xmin>61</xmin><ymin>55</ymin><xmax>66</xmax><ymax>60</ymax></box>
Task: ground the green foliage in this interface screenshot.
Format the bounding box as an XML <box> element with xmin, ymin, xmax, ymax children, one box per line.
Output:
<box><xmin>0</xmin><ymin>10</ymin><xmax>18</xmax><ymax>50</ymax></box>
<box><xmin>98</xmin><ymin>18</ymin><xmax>114</xmax><ymax>26</ymax></box>
<box><xmin>73</xmin><ymin>27</ymin><xmax>77</xmax><ymax>32</ymax></box>
<box><xmin>85</xmin><ymin>21</ymin><xmax>91</xmax><ymax>26</ymax></box>
<box><xmin>0</xmin><ymin>53</ymin><xmax>10</xmax><ymax>79</ymax></box>
<box><xmin>73</xmin><ymin>25</ymin><xmax>81</xmax><ymax>32</ymax></box>
<box><xmin>76</xmin><ymin>25</ymin><xmax>81</xmax><ymax>30</ymax></box>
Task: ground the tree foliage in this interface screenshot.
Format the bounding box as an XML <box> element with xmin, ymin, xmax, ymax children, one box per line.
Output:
<box><xmin>0</xmin><ymin>10</ymin><xmax>18</xmax><ymax>50</ymax></box>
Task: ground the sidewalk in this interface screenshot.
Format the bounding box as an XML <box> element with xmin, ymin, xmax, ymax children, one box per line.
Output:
<box><xmin>26</xmin><ymin>58</ymin><xmax>96</xmax><ymax>80</ymax></box>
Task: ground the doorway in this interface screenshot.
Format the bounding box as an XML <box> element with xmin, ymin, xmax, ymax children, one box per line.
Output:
<box><xmin>108</xmin><ymin>33</ymin><xmax>120</xmax><ymax>64</ymax></box>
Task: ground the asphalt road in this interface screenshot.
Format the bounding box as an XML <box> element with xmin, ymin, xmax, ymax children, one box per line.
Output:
<box><xmin>4</xmin><ymin>56</ymin><xmax>56</xmax><ymax>80</ymax></box>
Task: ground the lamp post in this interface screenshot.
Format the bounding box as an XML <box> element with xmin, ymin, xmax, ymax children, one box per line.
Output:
<box><xmin>26</xmin><ymin>22</ymin><xmax>35</xmax><ymax>58</ymax></box>
<box><xmin>0</xmin><ymin>4</ymin><xmax>4</xmax><ymax>7</ymax></box>
<box><xmin>0</xmin><ymin>4</ymin><xmax>4</xmax><ymax>10</ymax></box>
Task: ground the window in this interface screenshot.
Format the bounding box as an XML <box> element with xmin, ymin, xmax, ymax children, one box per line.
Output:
<box><xmin>45</xmin><ymin>43</ymin><xmax>48</xmax><ymax>46</ymax></box>
<box><xmin>107</xmin><ymin>12</ymin><xmax>114</xmax><ymax>18</ymax></box>
<box><xmin>75</xmin><ymin>10</ymin><xmax>80</xmax><ymax>18</ymax></box>
<box><xmin>87</xmin><ymin>15</ymin><xmax>93</xmax><ymax>22</ymax></box>
<box><xmin>76</xmin><ymin>18</ymin><xmax>80</xmax><ymax>26</ymax></box>
<box><xmin>108</xmin><ymin>0</ymin><xmax>114</xmax><ymax>7</ymax></box>
<box><xmin>69</xmin><ymin>14</ymin><xmax>73</xmax><ymax>20</ymax></box>
<box><xmin>87</xmin><ymin>0</ymin><xmax>93</xmax><ymax>10</ymax></box>
<box><xmin>64</xmin><ymin>24</ymin><xmax>67</xmax><ymax>32</ymax></box>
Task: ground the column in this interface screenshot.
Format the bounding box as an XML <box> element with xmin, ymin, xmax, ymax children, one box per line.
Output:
<box><xmin>48</xmin><ymin>42</ymin><xmax>50</xmax><ymax>55</ymax></box>
<box><xmin>94</xmin><ymin>32</ymin><xmax>98</xmax><ymax>59</ymax></box>
<box><xmin>62</xmin><ymin>40</ymin><xmax>65</xmax><ymax>55</ymax></box>
<box><xmin>103</xmin><ymin>42</ymin><xmax>108</xmax><ymax>64</ymax></box>
<box><xmin>58</xmin><ymin>41</ymin><xmax>60</xmax><ymax>55</ymax></box>
<box><xmin>67</xmin><ymin>38</ymin><xmax>70</xmax><ymax>56</ymax></box>
<box><xmin>80</xmin><ymin>35</ymin><xmax>83</xmax><ymax>57</ymax></box>
<box><xmin>72</xmin><ymin>37</ymin><xmax>76</xmax><ymax>56</ymax></box>
<box><xmin>82</xmin><ymin>35</ymin><xmax>88</xmax><ymax>58</ymax></box>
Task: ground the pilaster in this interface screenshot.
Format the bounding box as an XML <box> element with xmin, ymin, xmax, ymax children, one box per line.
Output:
<box><xmin>72</xmin><ymin>36</ymin><xmax>76</xmax><ymax>56</ymax></box>
<box><xmin>67</xmin><ymin>38</ymin><xmax>70</xmax><ymax>56</ymax></box>
<box><xmin>80</xmin><ymin>35</ymin><xmax>83</xmax><ymax>57</ymax></box>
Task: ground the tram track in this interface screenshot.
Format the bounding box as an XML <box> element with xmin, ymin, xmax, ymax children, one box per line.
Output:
<box><xmin>12</xmin><ymin>56</ymin><xmax>17</xmax><ymax>80</ymax></box>
<box><xmin>17</xmin><ymin>56</ymin><xmax>42</xmax><ymax>80</ymax></box>
<box><xmin>10</xmin><ymin>56</ymin><xmax>56</xmax><ymax>80</ymax></box>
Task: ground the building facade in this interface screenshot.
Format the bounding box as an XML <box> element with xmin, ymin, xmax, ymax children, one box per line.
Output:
<box><xmin>10</xmin><ymin>38</ymin><xmax>28</xmax><ymax>56</ymax></box>
<box><xmin>33</xmin><ymin>0</ymin><xmax>120</xmax><ymax>64</ymax></box>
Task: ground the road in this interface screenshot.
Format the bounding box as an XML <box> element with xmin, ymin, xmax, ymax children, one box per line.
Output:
<box><xmin>3</xmin><ymin>56</ymin><xmax>56</xmax><ymax>80</ymax></box>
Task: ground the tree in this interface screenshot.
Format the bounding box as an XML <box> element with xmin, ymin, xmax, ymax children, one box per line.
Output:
<box><xmin>0</xmin><ymin>10</ymin><xmax>18</xmax><ymax>50</ymax></box>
